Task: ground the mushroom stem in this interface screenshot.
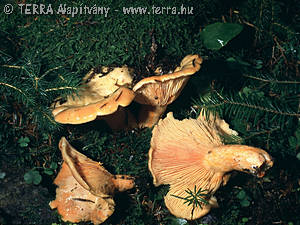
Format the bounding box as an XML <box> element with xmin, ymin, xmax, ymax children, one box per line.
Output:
<box><xmin>112</xmin><ymin>175</ymin><xmax>135</xmax><ymax>192</ymax></box>
<box><xmin>203</xmin><ymin>145</ymin><xmax>273</xmax><ymax>175</ymax></box>
<box><xmin>102</xmin><ymin>107</ymin><xmax>137</xmax><ymax>130</ymax></box>
<box><xmin>138</xmin><ymin>105</ymin><xmax>167</xmax><ymax>128</ymax></box>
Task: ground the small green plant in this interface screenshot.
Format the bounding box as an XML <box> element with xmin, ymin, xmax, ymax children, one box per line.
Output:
<box><xmin>236</xmin><ymin>190</ymin><xmax>251</xmax><ymax>207</ymax></box>
<box><xmin>24</xmin><ymin>162</ymin><xmax>58</xmax><ymax>185</ymax></box>
<box><xmin>24</xmin><ymin>170</ymin><xmax>42</xmax><ymax>185</ymax></box>
<box><xmin>238</xmin><ymin>217</ymin><xmax>250</xmax><ymax>225</ymax></box>
<box><xmin>171</xmin><ymin>186</ymin><xmax>209</xmax><ymax>219</ymax></box>
<box><xmin>43</xmin><ymin>162</ymin><xmax>58</xmax><ymax>175</ymax></box>
<box><xmin>18</xmin><ymin>136</ymin><xmax>30</xmax><ymax>147</ymax></box>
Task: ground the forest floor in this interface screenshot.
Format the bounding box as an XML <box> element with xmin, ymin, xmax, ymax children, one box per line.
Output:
<box><xmin>1</xmin><ymin>147</ymin><xmax>300</xmax><ymax>225</ymax></box>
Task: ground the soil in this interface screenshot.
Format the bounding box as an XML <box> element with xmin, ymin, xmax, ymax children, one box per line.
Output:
<box><xmin>0</xmin><ymin>165</ymin><xmax>57</xmax><ymax>225</ymax></box>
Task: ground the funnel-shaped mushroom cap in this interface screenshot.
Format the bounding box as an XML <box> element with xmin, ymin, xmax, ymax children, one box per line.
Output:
<box><xmin>58</xmin><ymin>137</ymin><xmax>135</xmax><ymax>195</ymax></box>
<box><xmin>133</xmin><ymin>54</ymin><xmax>202</xmax><ymax>128</ymax></box>
<box><xmin>133</xmin><ymin>55</ymin><xmax>202</xmax><ymax>106</ymax></box>
<box><xmin>148</xmin><ymin>112</ymin><xmax>273</xmax><ymax>220</ymax></box>
<box><xmin>52</xmin><ymin>87</ymin><xmax>135</xmax><ymax>124</ymax></box>
<box><xmin>50</xmin><ymin>137</ymin><xmax>135</xmax><ymax>224</ymax></box>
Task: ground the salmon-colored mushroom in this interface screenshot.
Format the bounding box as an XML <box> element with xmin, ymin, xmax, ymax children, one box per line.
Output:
<box><xmin>50</xmin><ymin>137</ymin><xmax>135</xmax><ymax>224</ymax></box>
<box><xmin>51</xmin><ymin>66</ymin><xmax>136</xmax><ymax>129</ymax></box>
<box><xmin>148</xmin><ymin>112</ymin><xmax>273</xmax><ymax>220</ymax></box>
<box><xmin>133</xmin><ymin>55</ymin><xmax>203</xmax><ymax>128</ymax></box>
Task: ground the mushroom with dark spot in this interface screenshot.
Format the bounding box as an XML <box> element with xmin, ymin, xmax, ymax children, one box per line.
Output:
<box><xmin>148</xmin><ymin>112</ymin><xmax>273</xmax><ymax>220</ymax></box>
<box><xmin>51</xmin><ymin>66</ymin><xmax>137</xmax><ymax>129</ymax></box>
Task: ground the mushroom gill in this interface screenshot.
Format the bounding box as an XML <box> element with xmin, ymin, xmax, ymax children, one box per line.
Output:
<box><xmin>133</xmin><ymin>54</ymin><xmax>203</xmax><ymax>128</ymax></box>
<box><xmin>148</xmin><ymin>112</ymin><xmax>273</xmax><ymax>220</ymax></box>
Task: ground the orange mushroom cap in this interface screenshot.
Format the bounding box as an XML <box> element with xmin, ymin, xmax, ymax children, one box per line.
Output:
<box><xmin>133</xmin><ymin>54</ymin><xmax>203</xmax><ymax>128</ymax></box>
<box><xmin>49</xmin><ymin>161</ymin><xmax>116</xmax><ymax>224</ymax></box>
<box><xmin>50</xmin><ymin>137</ymin><xmax>135</xmax><ymax>224</ymax></box>
<box><xmin>51</xmin><ymin>66</ymin><xmax>135</xmax><ymax>125</ymax></box>
<box><xmin>148</xmin><ymin>112</ymin><xmax>273</xmax><ymax>220</ymax></box>
<box><xmin>52</xmin><ymin>87</ymin><xmax>135</xmax><ymax>125</ymax></box>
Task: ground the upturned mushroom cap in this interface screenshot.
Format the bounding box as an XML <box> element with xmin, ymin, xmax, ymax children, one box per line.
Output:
<box><xmin>133</xmin><ymin>54</ymin><xmax>202</xmax><ymax>128</ymax></box>
<box><xmin>49</xmin><ymin>162</ymin><xmax>116</xmax><ymax>225</ymax></box>
<box><xmin>51</xmin><ymin>65</ymin><xmax>135</xmax><ymax>125</ymax></box>
<box><xmin>52</xmin><ymin>87</ymin><xmax>135</xmax><ymax>124</ymax></box>
<box><xmin>148</xmin><ymin>112</ymin><xmax>273</xmax><ymax>220</ymax></box>
<box><xmin>50</xmin><ymin>137</ymin><xmax>135</xmax><ymax>224</ymax></box>
<box><xmin>133</xmin><ymin>54</ymin><xmax>202</xmax><ymax>106</ymax></box>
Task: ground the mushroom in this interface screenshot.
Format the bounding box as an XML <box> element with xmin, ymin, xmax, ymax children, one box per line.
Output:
<box><xmin>82</xmin><ymin>65</ymin><xmax>134</xmax><ymax>96</ymax></box>
<box><xmin>49</xmin><ymin>137</ymin><xmax>135</xmax><ymax>224</ymax></box>
<box><xmin>133</xmin><ymin>54</ymin><xmax>203</xmax><ymax>128</ymax></box>
<box><xmin>148</xmin><ymin>112</ymin><xmax>273</xmax><ymax>220</ymax></box>
<box><xmin>51</xmin><ymin>66</ymin><xmax>137</xmax><ymax>129</ymax></box>
<box><xmin>197</xmin><ymin>109</ymin><xmax>239</xmax><ymax>137</ymax></box>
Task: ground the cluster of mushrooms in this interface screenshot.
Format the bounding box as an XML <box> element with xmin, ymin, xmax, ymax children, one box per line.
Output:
<box><xmin>51</xmin><ymin>54</ymin><xmax>203</xmax><ymax>129</ymax></box>
<box><xmin>50</xmin><ymin>55</ymin><xmax>274</xmax><ymax>224</ymax></box>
